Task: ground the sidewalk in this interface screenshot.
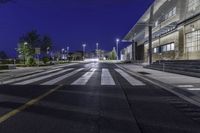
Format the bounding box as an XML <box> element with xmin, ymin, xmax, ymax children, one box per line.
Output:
<box><xmin>118</xmin><ymin>64</ymin><xmax>200</xmax><ymax>107</ymax></box>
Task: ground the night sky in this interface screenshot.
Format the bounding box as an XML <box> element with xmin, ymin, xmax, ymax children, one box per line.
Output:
<box><xmin>0</xmin><ymin>0</ymin><xmax>154</xmax><ymax>57</ymax></box>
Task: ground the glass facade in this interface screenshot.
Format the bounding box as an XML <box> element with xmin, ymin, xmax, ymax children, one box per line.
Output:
<box><xmin>187</xmin><ymin>0</ymin><xmax>200</xmax><ymax>12</ymax></box>
<box><xmin>161</xmin><ymin>43</ymin><xmax>175</xmax><ymax>52</ymax></box>
<box><xmin>185</xmin><ymin>30</ymin><xmax>200</xmax><ymax>52</ymax></box>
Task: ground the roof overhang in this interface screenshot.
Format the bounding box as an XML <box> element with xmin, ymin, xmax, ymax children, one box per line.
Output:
<box><xmin>124</xmin><ymin>0</ymin><xmax>167</xmax><ymax>41</ymax></box>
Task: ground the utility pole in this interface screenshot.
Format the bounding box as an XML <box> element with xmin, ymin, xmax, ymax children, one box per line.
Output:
<box><xmin>116</xmin><ymin>39</ymin><xmax>119</xmax><ymax>60</ymax></box>
<box><xmin>67</xmin><ymin>46</ymin><xmax>69</xmax><ymax>60</ymax></box>
<box><xmin>96</xmin><ymin>43</ymin><xmax>99</xmax><ymax>58</ymax></box>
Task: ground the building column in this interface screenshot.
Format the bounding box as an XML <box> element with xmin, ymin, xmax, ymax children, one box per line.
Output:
<box><xmin>132</xmin><ymin>40</ymin><xmax>135</xmax><ymax>62</ymax></box>
<box><xmin>148</xmin><ymin>5</ymin><xmax>154</xmax><ymax>64</ymax></box>
<box><xmin>149</xmin><ymin>26</ymin><xmax>152</xmax><ymax>64</ymax></box>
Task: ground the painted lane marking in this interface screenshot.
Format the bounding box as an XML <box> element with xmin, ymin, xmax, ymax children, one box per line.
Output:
<box><xmin>101</xmin><ymin>68</ymin><xmax>115</xmax><ymax>85</ymax></box>
<box><xmin>115</xmin><ymin>69</ymin><xmax>145</xmax><ymax>86</ymax></box>
<box><xmin>187</xmin><ymin>88</ymin><xmax>200</xmax><ymax>91</ymax></box>
<box><xmin>177</xmin><ymin>85</ymin><xmax>194</xmax><ymax>88</ymax></box>
<box><xmin>0</xmin><ymin>85</ymin><xmax>63</xmax><ymax>124</ymax></box>
<box><xmin>71</xmin><ymin>68</ymin><xmax>96</xmax><ymax>85</ymax></box>
<box><xmin>13</xmin><ymin>68</ymin><xmax>74</xmax><ymax>85</ymax></box>
<box><xmin>41</xmin><ymin>68</ymin><xmax>84</xmax><ymax>85</ymax></box>
<box><xmin>3</xmin><ymin>68</ymin><xmax>62</xmax><ymax>84</ymax></box>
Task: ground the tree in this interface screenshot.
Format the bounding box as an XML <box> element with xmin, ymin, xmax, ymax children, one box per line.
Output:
<box><xmin>0</xmin><ymin>51</ymin><xmax>8</xmax><ymax>59</ymax></box>
<box><xmin>40</xmin><ymin>35</ymin><xmax>53</xmax><ymax>54</ymax></box>
<box><xmin>109</xmin><ymin>47</ymin><xmax>117</xmax><ymax>60</ymax></box>
<box><xmin>19</xmin><ymin>30</ymin><xmax>41</xmax><ymax>49</ymax></box>
<box><xmin>17</xmin><ymin>30</ymin><xmax>40</xmax><ymax>65</ymax></box>
<box><xmin>17</xmin><ymin>30</ymin><xmax>54</xmax><ymax>66</ymax></box>
<box><xmin>16</xmin><ymin>42</ymin><xmax>33</xmax><ymax>64</ymax></box>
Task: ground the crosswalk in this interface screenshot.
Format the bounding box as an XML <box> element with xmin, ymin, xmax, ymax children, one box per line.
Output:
<box><xmin>72</xmin><ymin>68</ymin><xmax>97</xmax><ymax>85</ymax></box>
<box><xmin>101</xmin><ymin>68</ymin><xmax>115</xmax><ymax>85</ymax></box>
<box><xmin>2</xmin><ymin>67</ymin><xmax>146</xmax><ymax>86</ymax></box>
<box><xmin>14</xmin><ymin>68</ymin><xmax>74</xmax><ymax>85</ymax></box>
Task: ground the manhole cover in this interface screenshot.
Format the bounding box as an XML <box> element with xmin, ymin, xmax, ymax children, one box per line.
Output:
<box><xmin>138</xmin><ymin>71</ymin><xmax>150</xmax><ymax>75</ymax></box>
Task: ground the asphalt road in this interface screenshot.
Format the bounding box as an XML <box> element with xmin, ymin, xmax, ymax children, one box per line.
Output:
<box><xmin>0</xmin><ymin>62</ymin><xmax>200</xmax><ymax>133</ymax></box>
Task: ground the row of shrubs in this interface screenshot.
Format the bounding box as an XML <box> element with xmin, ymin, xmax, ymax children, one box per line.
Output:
<box><xmin>0</xmin><ymin>57</ymin><xmax>51</xmax><ymax>65</ymax></box>
<box><xmin>0</xmin><ymin>65</ymin><xmax>9</xmax><ymax>70</ymax></box>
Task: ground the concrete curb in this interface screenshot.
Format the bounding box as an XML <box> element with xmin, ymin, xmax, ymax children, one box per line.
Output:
<box><xmin>116</xmin><ymin>64</ymin><xmax>200</xmax><ymax>108</ymax></box>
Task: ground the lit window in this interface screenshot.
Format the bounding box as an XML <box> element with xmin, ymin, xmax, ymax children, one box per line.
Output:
<box><xmin>155</xmin><ymin>21</ymin><xmax>158</xmax><ymax>27</ymax></box>
<box><xmin>162</xmin><ymin>45</ymin><xmax>167</xmax><ymax>52</ymax></box>
<box><xmin>171</xmin><ymin>43</ymin><xmax>175</xmax><ymax>51</ymax></box>
<box><xmin>167</xmin><ymin>44</ymin><xmax>171</xmax><ymax>51</ymax></box>
<box><xmin>153</xmin><ymin>48</ymin><xmax>157</xmax><ymax>53</ymax></box>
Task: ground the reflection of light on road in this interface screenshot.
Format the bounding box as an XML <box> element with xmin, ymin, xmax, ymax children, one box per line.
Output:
<box><xmin>84</xmin><ymin>58</ymin><xmax>99</xmax><ymax>62</ymax></box>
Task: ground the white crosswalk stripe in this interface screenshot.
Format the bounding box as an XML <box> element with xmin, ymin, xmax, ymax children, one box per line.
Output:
<box><xmin>187</xmin><ymin>88</ymin><xmax>200</xmax><ymax>91</ymax></box>
<box><xmin>115</xmin><ymin>69</ymin><xmax>145</xmax><ymax>86</ymax></box>
<box><xmin>3</xmin><ymin>68</ymin><xmax>62</xmax><ymax>84</ymax></box>
<box><xmin>13</xmin><ymin>68</ymin><xmax>74</xmax><ymax>85</ymax></box>
<box><xmin>101</xmin><ymin>68</ymin><xmax>115</xmax><ymax>85</ymax></box>
<box><xmin>41</xmin><ymin>68</ymin><xmax>84</xmax><ymax>85</ymax></box>
<box><xmin>71</xmin><ymin>68</ymin><xmax>96</xmax><ymax>85</ymax></box>
<box><xmin>4</xmin><ymin>67</ymin><xmax>147</xmax><ymax>86</ymax></box>
<box><xmin>177</xmin><ymin>85</ymin><xmax>194</xmax><ymax>88</ymax></box>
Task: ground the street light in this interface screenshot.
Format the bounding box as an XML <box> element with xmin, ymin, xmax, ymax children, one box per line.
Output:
<box><xmin>116</xmin><ymin>38</ymin><xmax>120</xmax><ymax>60</ymax></box>
<box><xmin>23</xmin><ymin>42</ymin><xmax>28</xmax><ymax>65</ymax></box>
<box><xmin>96</xmin><ymin>43</ymin><xmax>99</xmax><ymax>50</ymax></box>
<box><xmin>96</xmin><ymin>43</ymin><xmax>99</xmax><ymax>58</ymax></box>
<box><xmin>82</xmin><ymin>44</ymin><xmax>86</xmax><ymax>60</ymax></box>
<box><xmin>61</xmin><ymin>48</ymin><xmax>65</xmax><ymax>60</ymax></box>
<box><xmin>67</xmin><ymin>46</ymin><xmax>69</xmax><ymax>60</ymax></box>
<box><xmin>24</xmin><ymin>42</ymin><xmax>28</xmax><ymax>45</ymax></box>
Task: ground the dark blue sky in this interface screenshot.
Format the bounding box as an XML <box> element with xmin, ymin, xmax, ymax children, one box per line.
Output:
<box><xmin>0</xmin><ymin>0</ymin><xmax>154</xmax><ymax>57</ymax></box>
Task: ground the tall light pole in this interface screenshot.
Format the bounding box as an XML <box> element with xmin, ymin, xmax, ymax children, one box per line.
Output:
<box><xmin>96</xmin><ymin>43</ymin><xmax>99</xmax><ymax>50</ymax></box>
<box><xmin>61</xmin><ymin>48</ymin><xmax>65</xmax><ymax>60</ymax></box>
<box><xmin>116</xmin><ymin>38</ymin><xmax>120</xmax><ymax>60</ymax></box>
<box><xmin>96</xmin><ymin>43</ymin><xmax>99</xmax><ymax>58</ymax></box>
<box><xmin>67</xmin><ymin>46</ymin><xmax>69</xmax><ymax>60</ymax></box>
<box><xmin>23</xmin><ymin>42</ymin><xmax>28</xmax><ymax>65</ymax></box>
<box><xmin>82</xmin><ymin>44</ymin><xmax>86</xmax><ymax>60</ymax></box>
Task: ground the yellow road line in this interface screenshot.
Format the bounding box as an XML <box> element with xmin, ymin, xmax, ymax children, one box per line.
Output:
<box><xmin>0</xmin><ymin>85</ymin><xmax>63</xmax><ymax>123</ymax></box>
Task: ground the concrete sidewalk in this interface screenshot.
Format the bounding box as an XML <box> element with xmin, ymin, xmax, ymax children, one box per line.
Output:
<box><xmin>118</xmin><ymin>64</ymin><xmax>200</xmax><ymax>107</ymax></box>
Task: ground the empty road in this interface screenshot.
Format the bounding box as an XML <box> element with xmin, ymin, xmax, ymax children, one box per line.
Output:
<box><xmin>0</xmin><ymin>62</ymin><xmax>200</xmax><ymax>133</ymax></box>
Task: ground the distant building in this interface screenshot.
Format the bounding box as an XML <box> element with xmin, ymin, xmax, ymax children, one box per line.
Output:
<box><xmin>69</xmin><ymin>51</ymin><xmax>83</xmax><ymax>61</ymax></box>
<box><xmin>122</xmin><ymin>0</ymin><xmax>200</xmax><ymax>63</ymax></box>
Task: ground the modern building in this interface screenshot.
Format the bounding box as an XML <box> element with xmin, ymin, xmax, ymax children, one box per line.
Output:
<box><xmin>122</xmin><ymin>0</ymin><xmax>200</xmax><ymax>63</ymax></box>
